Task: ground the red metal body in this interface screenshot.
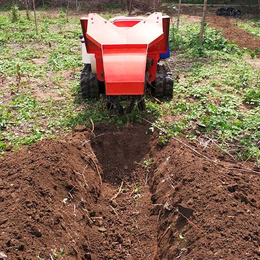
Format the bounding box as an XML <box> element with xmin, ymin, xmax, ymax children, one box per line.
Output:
<box><xmin>80</xmin><ymin>13</ymin><xmax>170</xmax><ymax>95</ymax></box>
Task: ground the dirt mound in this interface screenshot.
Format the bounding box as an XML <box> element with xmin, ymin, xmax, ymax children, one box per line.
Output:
<box><xmin>1</xmin><ymin>123</ymin><xmax>260</xmax><ymax>260</ymax></box>
<box><xmin>207</xmin><ymin>16</ymin><xmax>260</xmax><ymax>52</ymax></box>
<box><xmin>149</xmin><ymin>137</ymin><xmax>260</xmax><ymax>260</ymax></box>
<box><xmin>0</xmin><ymin>129</ymin><xmax>102</xmax><ymax>259</ymax></box>
<box><xmin>0</xmin><ymin>123</ymin><xmax>158</xmax><ymax>260</ymax></box>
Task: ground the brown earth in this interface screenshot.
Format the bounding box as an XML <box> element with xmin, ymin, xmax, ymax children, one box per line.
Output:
<box><xmin>207</xmin><ymin>16</ymin><xmax>260</xmax><ymax>52</ymax></box>
<box><xmin>0</xmin><ymin>129</ymin><xmax>102</xmax><ymax>260</ymax></box>
<box><xmin>1</xmin><ymin>122</ymin><xmax>260</xmax><ymax>260</ymax></box>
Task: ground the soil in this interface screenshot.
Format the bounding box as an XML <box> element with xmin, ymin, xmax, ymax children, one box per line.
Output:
<box><xmin>0</xmin><ymin>128</ymin><xmax>102</xmax><ymax>260</ymax></box>
<box><xmin>149</xmin><ymin>136</ymin><xmax>260</xmax><ymax>260</ymax></box>
<box><xmin>1</xmin><ymin>122</ymin><xmax>260</xmax><ymax>260</ymax></box>
<box><xmin>207</xmin><ymin>16</ymin><xmax>260</xmax><ymax>52</ymax></box>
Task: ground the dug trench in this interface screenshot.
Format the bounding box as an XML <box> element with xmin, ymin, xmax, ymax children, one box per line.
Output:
<box><xmin>1</xmin><ymin>123</ymin><xmax>260</xmax><ymax>260</ymax></box>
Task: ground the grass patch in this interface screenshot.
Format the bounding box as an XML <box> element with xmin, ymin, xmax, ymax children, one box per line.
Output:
<box><xmin>0</xmin><ymin>10</ymin><xmax>83</xmax><ymax>153</ymax></box>
<box><xmin>0</xmin><ymin>10</ymin><xmax>260</xmax><ymax>163</ymax></box>
<box><xmin>236</xmin><ymin>18</ymin><xmax>260</xmax><ymax>38</ymax></box>
<box><xmin>169</xmin><ymin>22</ymin><xmax>242</xmax><ymax>59</ymax></box>
<box><xmin>148</xmin><ymin>21</ymin><xmax>260</xmax><ymax>162</ymax></box>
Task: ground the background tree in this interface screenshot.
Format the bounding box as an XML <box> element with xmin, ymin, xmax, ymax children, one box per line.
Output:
<box><xmin>32</xmin><ymin>0</ymin><xmax>38</xmax><ymax>35</ymax></box>
<box><xmin>199</xmin><ymin>0</ymin><xmax>207</xmax><ymax>46</ymax></box>
<box><xmin>176</xmin><ymin>0</ymin><xmax>182</xmax><ymax>30</ymax></box>
<box><xmin>128</xmin><ymin>0</ymin><xmax>133</xmax><ymax>15</ymax></box>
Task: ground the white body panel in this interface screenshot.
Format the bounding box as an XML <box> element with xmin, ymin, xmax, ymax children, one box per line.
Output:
<box><xmin>81</xmin><ymin>39</ymin><xmax>96</xmax><ymax>73</ymax></box>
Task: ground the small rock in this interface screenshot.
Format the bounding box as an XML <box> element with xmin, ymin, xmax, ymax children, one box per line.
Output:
<box><xmin>110</xmin><ymin>200</ymin><xmax>117</xmax><ymax>208</ymax></box>
<box><xmin>30</xmin><ymin>228</ymin><xmax>42</xmax><ymax>237</ymax></box>
<box><xmin>74</xmin><ymin>125</ymin><xmax>87</xmax><ymax>132</ymax></box>
<box><xmin>102</xmin><ymin>240</ymin><xmax>109</xmax><ymax>246</ymax></box>
<box><xmin>31</xmin><ymin>58</ymin><xmax>46</xmax><ymax>65</ymax></box>
<box><xmin>187</xmin><ymin>198</ymin><xmax>194</xmax><ymax>206</ymax></box>
<box><xmin>116</xmin><ymin>234</ymin><xmax>123</xmax><ymax>243</ymax></box>
<box><xmin>5</xmin><ymin>145</ymin><xmax>13</xmax><ymax>152</ymax></box>
<box><xmin>93</xmin><ymin>219</ymin><xmax>103</xmax><ymax>227</ymax></box>
<box><xmin>123</xmin><ymin>239</ymin><xmax>132</xmax><ymax>248</ymax></box>
<box><xmin>0</xmin><ymin>251</ymin><xmax>7</xmax><ymax>259</ymax></box>
<box><xmin>97</xmin><ymin>219</ymin><xmax>103</xmax><ymax>226</ymax></box>
<box><xmin>178</xmin><ymin>204</ymin><xmax>194</xmax><ymax>219</ymax></box>
<box><xmin>97</xmin><ymin>227</ymin><xmax>107</xmax><ymax>232</ymax></box>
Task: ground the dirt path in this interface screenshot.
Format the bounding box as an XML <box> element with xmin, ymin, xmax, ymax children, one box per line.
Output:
<box><xmin>207</xmin><ymin>16</ymin><xmax>260</xmax><ymax>52</ymax></box>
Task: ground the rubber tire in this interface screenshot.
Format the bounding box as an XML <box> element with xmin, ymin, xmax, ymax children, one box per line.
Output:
<box><xmin>137</xmin><ymin>99</ymin><xmax>146</xmax><ymax>111</ymax></box>
<box><xmin>151</xmin><ymin>61</ymin><xmax>174</xmax><ymax>98</ymax></box>
<box><xmin>80</xmin><ymin>64</ymin><xmax>100</xmax><ymax>99</ymax></box>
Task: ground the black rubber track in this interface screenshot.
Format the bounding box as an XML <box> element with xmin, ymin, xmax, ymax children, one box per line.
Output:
<box><xmin>151</xmin><ymin>61</ymin><xmax>174</xmax><ymax>98</ymax></box>
<box><xmin>80</xmin><ymin>64</ymin><xmax>100</xmax><ymax>99</ymax></box>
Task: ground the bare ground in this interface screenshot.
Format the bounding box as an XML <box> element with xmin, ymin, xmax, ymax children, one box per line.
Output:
<box><xmin>1</xmin><ymin>123</ymin><xmax>260</xmax><ymax>260</ymax></box>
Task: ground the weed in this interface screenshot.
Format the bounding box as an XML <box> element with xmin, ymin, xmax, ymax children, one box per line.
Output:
<box><xmin>10</xmin><ymin>4</ymin><xmax>19</xmax><ymax>22</ymax></box>
<box><xmin>130</xmin><ymin>221</ymin><xmax>138</xmax><ymax>232</ymax></box>
<box><xmin>143</xmin><ymin>158</ymin><xmax>153</xmax><ymax>167</ymax></box>
<box><xmin>53</xmin><ymin>251</ymin><xmax>58</xmax><ymax>259</ymax></box>
<box><xmin>179</xmin><ymin>234</ymin><xmax>184</xmax><ymax>242</ymax></box>
<box><xmin>243</xmin><ymin>89</ymin><xmax>260</xmax><ymax>106</ymax></box>
<box><xmin>236</xmin><ymin>19</ymin><xmax>260</xmax><ymax>38</ymax></box>
<box><xmin>59</xmin><ymin>8</ymin><xmax>67</xmax><ymax>19</ymax></box>
<box><xmin>145</xmin><ymin>19</ymin><xmax>260</xmax><ymax>162</ymax></box>
<box><xmin>133</xmin><ymin>193</ymin><xmax>141</xmax><ymax>202</ymax></box>
<box><xmin>169</xmin><ymin>22</ymin><xmax>239</xmax><ymax>58</ymax></box>
<box><xmin>60</xmin><ymin>248</ymin><xmax>65</xmax><ymax>256</ymax></box>
<box><xmin>0</xmin><ymin>10</ymin><xmax>259</xmax><ymax>164</ymax></box>
<box><xmin>134</xmin><ymin>184</ymin><xmax>142</xmax><ymax>192</ymax></box>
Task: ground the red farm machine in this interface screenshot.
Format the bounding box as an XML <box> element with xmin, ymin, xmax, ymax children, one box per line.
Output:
<box><xmin>80</xmin><ymin>12</ymin><xmax>173</xmax><ymax>114</ymax></box>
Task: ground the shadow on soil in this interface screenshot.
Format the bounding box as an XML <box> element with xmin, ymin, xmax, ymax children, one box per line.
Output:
<box><xmin>91</xmin><ymin>122</ymin><xmax>152</xmax><ymax>185</ymax></box>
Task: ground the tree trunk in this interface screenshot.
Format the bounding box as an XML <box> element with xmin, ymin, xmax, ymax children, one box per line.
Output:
<box><xmin>66</xmin><ymin>0</ymin><xmax>69</xmax><ymax>17</ymax></box>
<box><xmin>32</xmin><ymin>0</ymin><xmax>38</xmax><ymax>35</ymax></box>
<box><xmin>128</xmin><ymin>0</ymin><xmax>133</xmax><ymax>15</ymax></box>
<box><xmin>25</xmin><ymin>0</ymin><xmax>30</xmax><ymax>20</ymax></box>
<box><xmin>258</xmin><ymin>0</ymin><xmax>260</xmax><ymax>13</ymax></box>
<box><xmin>199</xmin><ymin>0</ymin><xmax>208</xmax><ymax>46</ymax></box>
<box><xmin>176</xmin><ymin>0</ymin><xmax>182</xmax><ymax>30</ymax></box>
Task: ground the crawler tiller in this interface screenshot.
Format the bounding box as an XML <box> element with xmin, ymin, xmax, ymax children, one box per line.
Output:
<box><xmin>80</xmin><ymin>12</ymin><xmax>173</xmax><ymax>114</ymax></box>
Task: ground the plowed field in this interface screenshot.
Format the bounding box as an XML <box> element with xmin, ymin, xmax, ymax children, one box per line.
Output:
<box><xmin>1</xmin><ymin>123</ymin><xmax>260</xmax><ymax>260</ymax></box>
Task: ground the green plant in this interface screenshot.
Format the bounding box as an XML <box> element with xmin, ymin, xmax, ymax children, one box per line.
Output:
<box><xmin>130</xmin><ymin>221</ymin><xmax>138</xmax><ymax>232</ymax></box>
<box><xmin>60</xmin><ymin>248</ymin><xmax>65</xmax><ymax>256</ymax></box>
<box><xmin>236</xmin><ymin>19</ymin><xmax>260</xmax><ymax>38</ymax></box>
<box><xmin>133</xmin><ymin>193</ymin><xmax>141</xmax><ymax>202</ymax></box>
<box><xmin>169</xmin><ymin>22</ymin><xmax>239</xmax><ymax>58</ymax></box>
<box><xmin>145</xmin><ymin>39</ymin><xmax>260</xmax><ymax>162</ymax></box>
<box><xmin>0</xmin><ymin>10</ymin><xmax>259</xmax><ymax>164</ymax></box>
<box><xmin>143</xmin><ymin>158</ymin><xmax>153</xmax><ymax>167</ymax></box>
<box><xmin>243</xmin><ymin>89</ymin><xmax>260</xmax><ymax>106</ymax></box>
<box><xmin>179</xmin><ymin>234</ymin><xmax>184</xmax><ymax>242</ymax></box>
<box><xmin>10</xmin><ymin>4</ymin><xmax>19</xmax><ymax>22</ymax></box>
<box><xmin>134</xmin><ymin>184</ymin><xmax>142</xmax><ymax>192</ymax></box>
<box><xmin>59</xmin><ymin>8</ymin><xmax>66</xmax><ymax>19</ymax></box>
